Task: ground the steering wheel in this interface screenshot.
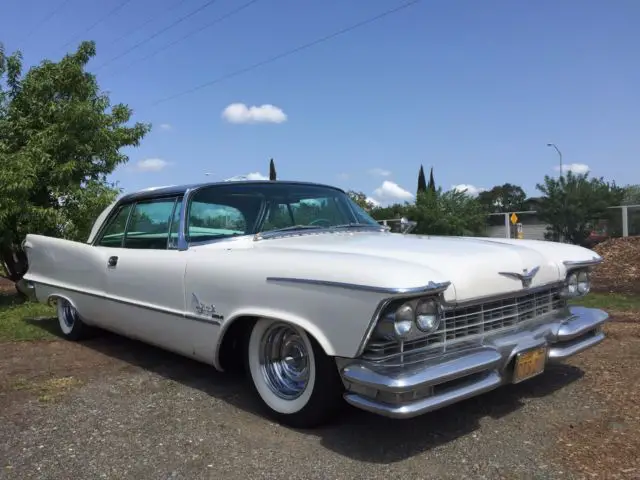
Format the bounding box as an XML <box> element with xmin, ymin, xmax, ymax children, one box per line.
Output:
<box><xmin>309</xmin><ymin>218</ymin><xmax>332</xmax><ymax>227</ymax></box>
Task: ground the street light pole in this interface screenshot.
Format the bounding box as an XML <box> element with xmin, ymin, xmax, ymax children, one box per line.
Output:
<box><xmin>546</xmin><ymin>143</ymin><xmax>563</xmax><ymax>177</ymax></box>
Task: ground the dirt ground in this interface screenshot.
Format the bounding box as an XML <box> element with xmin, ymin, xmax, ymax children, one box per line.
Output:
<box><xmin>1</xmin><ymin>313</ymin><xmax>639</xmax><ymax>479</ymax></box>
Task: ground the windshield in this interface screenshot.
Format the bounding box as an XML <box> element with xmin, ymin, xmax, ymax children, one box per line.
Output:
<box><xmin>186</xmin><ymin>182</ymin><xmax>380</xmax><ymax>243</ymax></box>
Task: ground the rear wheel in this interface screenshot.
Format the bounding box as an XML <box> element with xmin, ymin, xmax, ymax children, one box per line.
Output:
<box><xmin>246</xmin><ymin>318</ymin><xmax>344</xmax><ymax>428</ymax></box>
<box><xmin>56</xmin><ymin>298</ymin><xmax>90</xmax><ymax>341</ymax></box>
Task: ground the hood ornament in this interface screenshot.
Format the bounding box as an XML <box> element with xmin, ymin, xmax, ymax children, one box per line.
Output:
<box><xmin>498</xmin><ymin>266</ymin><xmax>540</xmax><ymax>288</ymax></box>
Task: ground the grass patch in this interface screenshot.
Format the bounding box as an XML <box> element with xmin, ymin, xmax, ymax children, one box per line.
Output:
<box><xmin>0</xmin><ymin>295</ymin><xmax>56</xmax><ymax>341</ymax></box>
<box><xmin>570</xmin><ymin>292</ymin><xmax>640</xmax><ymax>312</ymax></box>
<box><xmin>11</xmin><ymin>375</ymin><xmax>84</xmax><ymax>403</ymax></box>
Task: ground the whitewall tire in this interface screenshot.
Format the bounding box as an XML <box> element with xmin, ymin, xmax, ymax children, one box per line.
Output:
<box><xmin>246</xmin><ymin>318</ymin><xmax>344</xmax><ymax>428</ymax></box>
<box><xmin>56</xmin><ymin>298</ymin><xmax>89</xmax><ymax>341</ymax></box>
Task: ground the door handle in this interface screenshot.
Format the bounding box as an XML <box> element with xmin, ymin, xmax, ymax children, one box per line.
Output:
<box><xmin>107</xmin><ymin>256</ymin><xmax>118</xmax><ymax>267</ymax></box>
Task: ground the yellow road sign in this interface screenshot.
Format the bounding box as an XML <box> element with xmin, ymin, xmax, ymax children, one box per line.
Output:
<box><xmin>510</xmin><ymin>212</ymin><xmax>518</xmax><ymax>225</ymax></box>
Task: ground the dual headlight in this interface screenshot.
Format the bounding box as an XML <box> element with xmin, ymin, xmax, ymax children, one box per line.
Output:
<box><xmin>374</xmin><ymin>297</ymin><xmax>442</xmax><ymax>341</ymax></box>
<box><xmin>562</xmin><ymin>269</ymin><xmax>590</xmax><ymax>297</ymax></box>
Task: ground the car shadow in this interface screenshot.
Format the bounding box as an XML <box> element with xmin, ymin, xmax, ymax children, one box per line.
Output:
<box><xmin>25</xmin><ymin>316</ymin><xmax>584</xmax><ymax>463</ymax></box>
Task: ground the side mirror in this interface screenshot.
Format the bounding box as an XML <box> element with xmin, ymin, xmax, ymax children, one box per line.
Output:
<box><xmin>399</xmin><ymin>217</ymin><xmax>417</xmax><ymax>234</ymax></box>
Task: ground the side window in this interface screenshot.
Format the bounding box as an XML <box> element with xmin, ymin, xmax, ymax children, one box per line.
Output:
<box><xmin>97</xmin><ymin>204</ymin><xmax>133</xmax><ymax>247</ymax></box>
<box><xmin>123</xmin><ymin>198</ymin><xmax>178</xmax><ymax>249</ymax></box>
<box><xmin>188</xmin><ymin>201</ymin><xmax>247</xmax><ymax>242</ymax></box>
<box><xmin>290</xmin><ymin>197</ymin><xmax>343</xmax><ymax>225</ymax></box>
<box><xmin>262</xmin><ymin>203</ymin><xmax>294</xmax><ymax>230</ymax></box>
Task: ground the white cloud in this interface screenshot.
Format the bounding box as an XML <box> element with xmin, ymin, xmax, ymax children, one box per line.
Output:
<box><xmin>221</xmin><ymin>103</ymin><xmax>287</xmax><ymax>124</ymax></box>
<box><xmin>554</xmin><ymin>163</ymin><xmax>590</xmax><ymax>174</ymax></box>
<box><xmin>368</xmin><ymin>167</ymin><xmax>391</xmax><ymax>177</ymax></box>
<box><xmin>159</xmin><ymin>123</ymin><xmax>172</xmax><ymax>131</ymax></box>
<box><xmin>366</xmin><ymin>196</ymin><xmax>380</xmax><ymax>207</ymax></box>
<box><xmin>225</xmin><ymin>172</ymin><xmax>269</xmax><ymax>181</ymax></box>
<box><xmin>373</xmin><ymin>181</ymin><xmax>414</xmax><ymax>203</ymax></box>
<box><xmin>131</xmin><ymin>158</ymin><xmax>170</xmax><ymax>172</ymax></box>
<box><xmin>451</xmin><ymin>184</ymin><xmax>485</xmax><ymax>196</ymax></box>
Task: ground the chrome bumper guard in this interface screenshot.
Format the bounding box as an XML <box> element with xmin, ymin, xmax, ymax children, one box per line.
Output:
<box><xmin>340</xmin><ymin>306</ymin><xmax>608</xmax><ymax>419</ymax></box>
<box><xmin>16</xmin><ymin>278</ymin><xmax>37</xmax><ymax>301</ymax></box>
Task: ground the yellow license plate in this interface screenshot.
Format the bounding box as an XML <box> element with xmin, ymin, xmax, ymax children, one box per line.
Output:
<box><xmin>513</xmin><ymin>346</ymin><xmax>547</xmax><ymax>383</ymax></box>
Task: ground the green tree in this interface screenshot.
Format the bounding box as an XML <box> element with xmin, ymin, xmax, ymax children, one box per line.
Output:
<box><xmin>406</xmin><ymin>188</ymin><xmax>486</xmax><ymax>236</ymax></box>
<box><xmin>621</xmin><ymin>184</ymin><xmax>640</xmax><ymax>205</ymax></box>
<box><xmin>427</xmin><ymin>167</ymin><xmax>435</xmax><ymax>192</ymax></box>
<box><xmin>0</xmin><ymin>41</ymin><xmax>150</xmax><ymax>280</ymax></box>
<box><xmin>477</xmin><ymin>183</ymin><xmax>527</xmax><ymax>213</ymax></box>
<box><xmin>417</xmin><ymin>165</ymin><xmax>427</xmax><ymax>196</ymax></box>
<box><xmin>535</xmin><ymin>171</ymin><xmax>624</xmax><ymax>244</ymax></box>
<box><xmin>269</xmin><ymin>158</ymin><xmax>277</xmax><ymax>181</ymax></box>
<box><xmin>346</xmin><ymin>190</ymin><xmax>376</xmax><ymax>211</ymax></box>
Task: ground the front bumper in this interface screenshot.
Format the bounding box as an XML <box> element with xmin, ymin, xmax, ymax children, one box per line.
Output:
<box><xmin>339</xmin><ymin>306</ymin><xmax>608</xmax><ymax>419</ymax></box>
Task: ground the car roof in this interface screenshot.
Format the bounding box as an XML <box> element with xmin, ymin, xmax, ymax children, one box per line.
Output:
<box><xmin>117</xmin><ymin>180</ymin><xmax>346</xmax><ymax>203</ymax></box>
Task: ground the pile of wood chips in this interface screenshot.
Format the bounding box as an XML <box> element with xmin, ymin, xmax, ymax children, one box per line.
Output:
<box><xmin>590</xmin><ymin>236</ymin><xmax>640</xmax><ymax>294</ymax></box>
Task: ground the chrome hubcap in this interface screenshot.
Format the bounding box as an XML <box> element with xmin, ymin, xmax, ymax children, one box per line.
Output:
<box><xmin>60</xmin><ymin>301</ymin><xmax>77</xmax><ymax>329</ymax></box>
<box><xmin>259</xmin><ymin>324</ymin><xmax>310</xmax><ymax>400</ymax></box>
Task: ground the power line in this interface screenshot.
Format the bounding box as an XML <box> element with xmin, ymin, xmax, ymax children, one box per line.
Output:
<box><xmin>102</xmin><ymin>0</ymin><xmax>262</xmax><ymax>78</ymax></box>
<box><xmin>105</xmin><ymin>0</ymin><xmax>191</xmax><ymax>48</ymax></box>
<box><xmin>94</xmin><ymin>0</ymin><xmax>221</xmax><ymax>71</ymax></box>
<box><xmin>149</xmin><ymin>0</ymin><xmax>421</xmax><ymax>107</ymax></box>
<box><xmin>21</xmin><ymin>0</ymin><xmax>74</xmax><ymax>43</ymax></box>
<box><xmin>60</xmin><ymin>0</ymin><xmax>136</xmax><ymax>51</ymax></box>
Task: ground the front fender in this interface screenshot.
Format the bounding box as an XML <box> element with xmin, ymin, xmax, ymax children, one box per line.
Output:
<box><xmin>214</xmin><ymin>307</ymin><xmax>338</xmax><ymax>370</ymax></box>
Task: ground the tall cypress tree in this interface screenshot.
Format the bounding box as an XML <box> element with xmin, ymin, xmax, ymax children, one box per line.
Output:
<box><xmin>427</xmin><ymin>167</ymin><xmax>436</xmax><ymax>192</ymax></box>
<box><xmin>269</xmin><ymin>158</ymin><xmax>277</xmax><ymax>181</ymax></box>
<box><xmin>417</xmin><ymin>165</ymin><xmax>427</xmax><ymax>196</ymax></box>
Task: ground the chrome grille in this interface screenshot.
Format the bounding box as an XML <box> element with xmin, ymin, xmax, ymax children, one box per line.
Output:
<box><xmin>363</xmin><ymin>286</ymin><xmax>566</xmax><ymax>362</ymax></box>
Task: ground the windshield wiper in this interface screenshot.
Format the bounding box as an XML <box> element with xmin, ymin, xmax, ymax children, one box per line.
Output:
<box><xmin>261</xmin><ymin>225</ymin><xmax>324</xmax><ymax>234</ymax></box>
<box><xmin>330</xmin><ymin>223</ymin><xmax>382</xmax><ymax>229</ymax></box>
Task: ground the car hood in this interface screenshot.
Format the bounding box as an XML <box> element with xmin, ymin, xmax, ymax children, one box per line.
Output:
<box><xmin>253</xmin><ymin>231</ymin><xmax>568</xmax><ymax>300</ymax></box>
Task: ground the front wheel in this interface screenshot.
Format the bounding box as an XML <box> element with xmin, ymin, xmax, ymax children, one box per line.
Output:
<box><xmin>246</xmin><ymin>318</ymin><xmax>344</xmax><ymax>428</ymax></box>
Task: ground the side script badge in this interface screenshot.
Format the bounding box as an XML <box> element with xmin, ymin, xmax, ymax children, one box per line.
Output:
<box><xmin>191</xmin><ymin>293</ymin><xmax>224</xmax><ymax>320</ymax></box>
<box><xmin>498</xmin><ymin>266</ymin><xmax>540</xmax><ymax>289</ymax></box>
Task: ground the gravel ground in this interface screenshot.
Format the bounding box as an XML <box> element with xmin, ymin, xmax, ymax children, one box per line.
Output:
<box><xmin>1</xmin><ymin>316</ymin><xmax>639</xmax><ymax>480</ymax></box>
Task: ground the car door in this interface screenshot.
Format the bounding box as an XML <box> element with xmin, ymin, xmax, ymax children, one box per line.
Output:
<box><xmin>96</xmin><ymin>196</ymin><xmax>192</xmax><ymax>354</ymax></box>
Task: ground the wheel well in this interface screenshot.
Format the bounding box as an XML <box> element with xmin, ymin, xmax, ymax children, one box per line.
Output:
<box><xmin>46</xmin><ymin>294</ymin><xmax>68</xmax><ymax>307</ymax></box>
<box><xmin>217</xmin><ymin>316</ymin><xmax>259</xmax><ymax>373</ymax></box>
<box><xmin>217</xmin><ymin>315</ymin><xmax>334</xmax><ymax>373</ymax></box>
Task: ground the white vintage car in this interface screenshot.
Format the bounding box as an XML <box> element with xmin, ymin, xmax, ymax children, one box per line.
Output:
<box><xmin>19</xmin><ymin>180</ymin><xmax>609</xmax><ymax>428</ymax></box>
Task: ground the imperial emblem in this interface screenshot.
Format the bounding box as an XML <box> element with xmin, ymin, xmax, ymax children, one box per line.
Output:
<box><xmin>498</xmin><ymin>266</ymin><xmax>540</xmax><ymax>288</ymax></box>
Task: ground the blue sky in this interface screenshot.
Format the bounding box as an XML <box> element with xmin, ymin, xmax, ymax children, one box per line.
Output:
<box><xmin>3</xmin><ymin>0</ymin><xmax>639</xmax><ymax>205</ymax></box>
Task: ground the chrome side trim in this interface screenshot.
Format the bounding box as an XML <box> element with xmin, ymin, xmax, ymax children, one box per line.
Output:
<box><xmin>29</xmin><ymin>279</ymin><xmax>221</xmax><ymax>326</ymax></box>
<box><xmin>265</xmin><ymin>277</ymin><xmax>451</xmax><ymax>296</ymax></box>
<box><xmin>563</xmin><ymin>257</ymin><xmax>603</xmax><ymax>269</ymax></box>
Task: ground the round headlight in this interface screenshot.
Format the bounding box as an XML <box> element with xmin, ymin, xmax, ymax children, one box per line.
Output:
<box><xmin>415</xmin><ymin>298</ymin><xmax>440</xmax><ymax>333</ymax></box>
<box><xmin>394</xmin><ymin>304</ymin><xmax>414</xmax><ymax>338</ymax></box>
<box><xmin>567</xmin><ymin>273</ymin><xmax>578</xmax><ymax>296</ymax></box>
<box><xmin>577</xmin><ymin>270</ymin><xmax>590</xmax><ymax>294</ymax></box>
